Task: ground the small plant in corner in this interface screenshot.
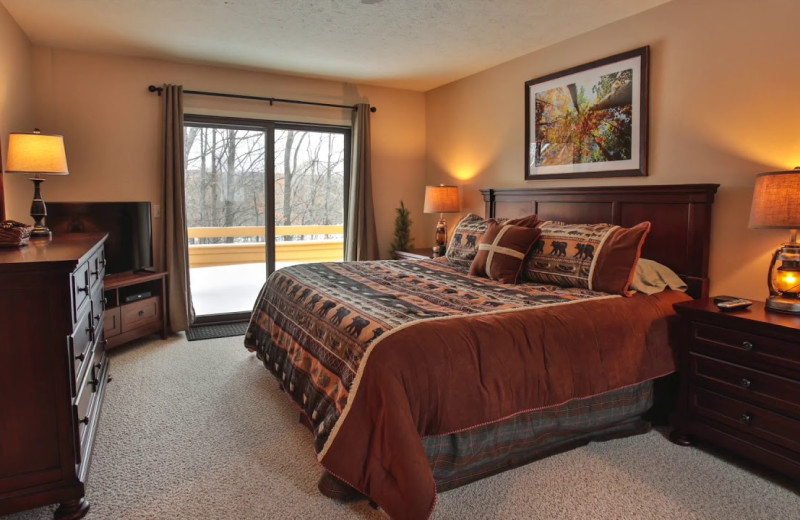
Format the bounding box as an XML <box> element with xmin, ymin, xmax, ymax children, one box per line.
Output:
<box><xmin>390</xmin><ymin>200</ymin><xmax>414</xmax><ymax>255</ymax></box>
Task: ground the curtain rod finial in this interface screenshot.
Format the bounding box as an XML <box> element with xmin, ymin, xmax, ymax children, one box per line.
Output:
<box><xmin>370</xmin><ymin>106</ymin><xmax>377</xmax><ymax>113</ymax></box>
<box><xmin>148</xmin><ymin>85</ymin><xmax>163</xmax><ymax>96</ymax></box>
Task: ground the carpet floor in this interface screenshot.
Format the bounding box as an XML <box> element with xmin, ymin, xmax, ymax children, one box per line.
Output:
<box><xmin>6</xmin><ymin>334</ymin><xmax>799</xmax><ymax>520</ymax></box>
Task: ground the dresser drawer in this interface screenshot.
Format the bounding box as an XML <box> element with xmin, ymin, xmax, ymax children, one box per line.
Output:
<box><xmin>88</xmin><ymin>246</ymin><xmax>106</xmax><ymax>291</ymax></box>
<box><xmin>71</xmin><ymin>261</ymin><xmax>91</xmax><ymax>320</ymax></box>
<box><xmin>692</xmin><ymin>387</ymin><xmax>800</xmax><ymax>454</ymax></box>
<box><xmin>90</xmin><ymin>285</ymin><xmax>105</xmax><ymax>332</ymax></box>
<box><xmin>73</xmin><ymin>342</ymin><xmax>107</xmax><ymax>464</ymax></box>
<box><xmin>121</xmin><ymin>297</ymin><xmax>160</xmax><ymax>332</ymax></box>
<box><xmin>69</xmin><ymin>310</ymin><xmax>94</xmax><ymax>391</ymax></box>
<box><xmin>690</xmin><ymin>353</ymin><xmax>800</xmax><ymax>418</ymax></box>
<box><xmin>73</xmin><ymin>354</ymin><xmax>96</xmax><ymax>458</ymax></box>
<box><xmin>692</xmin><ymin>322</ymin><xmax>800</xmax><ymax>375</ymax></box>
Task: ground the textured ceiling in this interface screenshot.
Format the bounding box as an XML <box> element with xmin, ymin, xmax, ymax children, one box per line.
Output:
<box><xmin>1</xmin><ymin>0</ymin><xmax>671</xmax><ymax>91</ymax></box>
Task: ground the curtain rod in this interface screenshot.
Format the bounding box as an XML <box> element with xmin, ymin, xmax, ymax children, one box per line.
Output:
<box><xmin>147</xmin><ymin>85</ymin><xmax>376</xmax><ymax>113</ymax></box>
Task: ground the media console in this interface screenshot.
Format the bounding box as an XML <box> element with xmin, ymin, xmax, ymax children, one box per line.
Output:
<box><xmin>103</xmin><ymin>270</ymin><xmax>168</xmax><ymax>349</ymax></box>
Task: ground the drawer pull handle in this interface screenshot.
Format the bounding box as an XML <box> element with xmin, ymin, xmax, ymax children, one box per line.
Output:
<box><xmin>739</xmin><ymin>378</ymin><xmax>751</xmax><ymax>390</ymax></box>
<box><xmin>94</xmin><ymin>314</ymin><xmax>101</xmax><ymax>323</ymax></box>
<box><xmin>91</xmin><ymin>269</ymin><xmax>99</xmax><ymax>277</ymax></box>
<box><xmin>79</xmin><ymin>416</ymin><xmax>89</xmax><ymax>426</ymax></box>
<box><xmin>138</xmin><ymin>310</ymin><xmax>145</xmax><ymax>317</ymax></box>
<box><xmin>76</xmin><ymin>352</ymin><xmax>85</xmax><ymax>362</ymax></box>
<box><xmin>740</xmin><ymin>413</ymin><xmax>752</xmax><ymax>425</ymax></box>
<box><xmin>741</xmin><ymin>341</ymin><xmax>754</xmax><ymax>351</ymax></box>
<box><xmin>77</xmin><ymin>285</ymin><xmax>89</xmax><ymax>294</ymax></box>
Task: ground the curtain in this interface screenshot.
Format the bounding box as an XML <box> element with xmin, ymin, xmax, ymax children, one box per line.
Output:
<box><xmin>162</xmin><ymin>84</ymin><xmax>195</xmax><ymax>332</ymax></box>
<box><xmin>0</xmin><ymin>137</ymin><xmax>5</xmax><ymax>219</ymax></box>
<box><xmin>344</xmin><ymin>103</ymin><xmax>379</xmax><ymax>261</ymax></box>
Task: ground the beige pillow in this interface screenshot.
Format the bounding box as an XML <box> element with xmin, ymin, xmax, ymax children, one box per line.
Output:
<box><xmin>630</xmin><ymin>258</ymin><xmax>688</xmax><ymax>295</ymax></box>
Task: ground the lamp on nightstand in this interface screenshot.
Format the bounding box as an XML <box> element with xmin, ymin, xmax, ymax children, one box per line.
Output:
<box><xmin>4</xmin><ymin>129</ymin><xmax>69</xmax><ymax>239</ymax></box>
<box><xmin>749</xmin><ymin>167</ymin><xmax>800</xmax><ymax>314</ymax></box>
<box><xmin>423</xmin><ymin>185</ymin><xmax>460</xmax><ymax>256</ymax></box>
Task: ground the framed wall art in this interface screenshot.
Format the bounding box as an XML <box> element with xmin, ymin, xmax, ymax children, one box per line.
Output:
<box><xmin>525</xmin><ymin>46</ymin><xmax>649</xmax><ymax>180</ymax></box>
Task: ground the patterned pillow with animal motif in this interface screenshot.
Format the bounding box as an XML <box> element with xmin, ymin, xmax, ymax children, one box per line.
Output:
<box><xmin>522</xmin><ymin>220</ymin><xmax>651</xmax><ymax>295</ymax></box>
<box><xmin>446</xmin><ymin>213</ymin><xmax>540</xmax><ymax>268</ymax></box>
<box><xmin>445</xmin><ymin>214</ymin><xmax>493</xmax><ymax>267</ymax></box>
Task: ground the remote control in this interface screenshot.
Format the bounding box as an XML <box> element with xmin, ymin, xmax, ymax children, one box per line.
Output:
<box><xmin>715</xmin><ymin>298</ymin><xmax>752</xmax><ymax>311</ymax></box>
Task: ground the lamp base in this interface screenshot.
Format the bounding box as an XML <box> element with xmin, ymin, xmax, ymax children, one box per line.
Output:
<box><xmin>765</xmin><ymin>295</ymin><xmax>800</xmax><ymax>314</ymax></box>
<box><xmin>30</xmin><ymin>226</ymin><xmax>52</xmax><ymax>240</ymax></box>
<box><xmin>29</xmin><ymin>177</ymin><xmax>52</xmax><ymax>240</ymax></box>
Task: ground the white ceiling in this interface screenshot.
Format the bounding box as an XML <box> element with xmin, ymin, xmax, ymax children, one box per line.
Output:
<box><xmin>1</xmin><ymin>0</ymin><xmax>670</xmax><ymax>91</ymax></box>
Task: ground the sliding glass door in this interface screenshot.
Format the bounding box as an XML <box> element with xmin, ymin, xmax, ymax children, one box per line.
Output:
<box><xmin>183</xmin><ymin>116</ymin><xmax>349</xmax><ymax>322</ymax></box>
<box><xmin>274</xmin><ymin>126</ymin><xmax>347</xmax><ymax>272</ymax></box>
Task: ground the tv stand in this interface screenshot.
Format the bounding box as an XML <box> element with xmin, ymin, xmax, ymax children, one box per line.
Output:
<box><xmin>104</xmin><ymin>270</ymin><xmax>168</xmax><ymax>349</ymax></box>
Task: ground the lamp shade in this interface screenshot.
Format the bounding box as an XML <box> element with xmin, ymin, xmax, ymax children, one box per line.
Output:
<box><xmin>423</xmin><ymin>185</ymin><xmax>460</xmax><ymax>214</ymax></box>
<box><xmin>749</xmin><ymin>169</ymin><xmax>800</xmax><ymax>229</ymax></box>
<box><xmin>5</xmin><ymin>132</ymin><xmax>69</xmax><ymax>175</ymax></box>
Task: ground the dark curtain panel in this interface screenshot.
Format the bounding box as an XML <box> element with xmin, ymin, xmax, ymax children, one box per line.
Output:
<box><xmin>0</xmin><ymin>137</ymin><xmax>5</xmax><ymax>219</ymax></box>
<box><xmin>344</xmin><ymin>103</ymin><xmax>379</xmax><ymax>261</ymax></box>
<box><xmin>162</xmin><ymin>84</ymin><xmax>195</xmax><ymax>332</ymax></box>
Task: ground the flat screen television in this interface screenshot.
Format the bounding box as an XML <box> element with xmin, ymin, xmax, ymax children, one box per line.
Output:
<box><xmin>46</xmin><ymin>202</ymin><xmax>154</xmax><ymax>275</ymax></box>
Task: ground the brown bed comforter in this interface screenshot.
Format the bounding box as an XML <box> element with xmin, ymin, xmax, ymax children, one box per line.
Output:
<box><xmin>245</xmin><ymin>258</ymin><xmax>688</xmax><ymax>519</ymax></box>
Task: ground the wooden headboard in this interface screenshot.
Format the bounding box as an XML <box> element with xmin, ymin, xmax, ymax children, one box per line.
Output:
<box><xmin>481</xmin><ymin>184</ymin><xmax>719</xmax><ymax>299</ymax></box>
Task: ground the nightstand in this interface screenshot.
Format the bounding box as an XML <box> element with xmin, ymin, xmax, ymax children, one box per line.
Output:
<box><xmin>671</xmin><ymin>298</ymin><xmax>800</xmax><ymax>480</ymax></box>
<box><xmin>394</xmin><ymin>247</ymin><xmax>439</xmax><ymax>260</ymax></box>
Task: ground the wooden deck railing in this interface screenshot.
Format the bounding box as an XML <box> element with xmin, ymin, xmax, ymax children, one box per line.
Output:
<box><xmin>187</xmin><ymin>225</ymin><xmax>343</xmax><ymax>268</ymax></box>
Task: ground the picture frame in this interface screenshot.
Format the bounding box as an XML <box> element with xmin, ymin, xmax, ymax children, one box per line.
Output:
<box><xmin>525</xmin><ymin>46</ymin><xmax>649</xmax><ymax>180</ymax></box>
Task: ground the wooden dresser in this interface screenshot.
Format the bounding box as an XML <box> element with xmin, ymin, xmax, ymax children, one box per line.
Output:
<box><xmin>671</xmin><ymin>299</ymin><xmax>800</xmax><ymax>480</ymax></box>
<box><xmin>0</xmin><ymin>233</ymin><xmax>109</xmax><ymax>519</ymax></box>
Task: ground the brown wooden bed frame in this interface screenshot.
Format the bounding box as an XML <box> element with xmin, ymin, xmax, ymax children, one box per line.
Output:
<box><xmin>482</xmin><ymin>183</ymin><xmax>719</xmax><ymax>299</ymax></box>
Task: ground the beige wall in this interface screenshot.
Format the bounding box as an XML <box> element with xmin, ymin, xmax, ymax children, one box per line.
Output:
<box><xmin>0</xmin><ymin>2</ymin><xmax>33</xmax><ymax>218</ymax></box>
<box><xmin>3</xmin><ymin>48</ymin><xmax>426</xmax><ymax>260</ymax></box>
<box><xmin>426</xmin><ymin>0</ymin><xmax>800</xmax><ymax>301</ymax></box>
<box><xmin>5</xmin><ymin>0</ymin><xmax>797</xmax><ymax>299</ymax></box>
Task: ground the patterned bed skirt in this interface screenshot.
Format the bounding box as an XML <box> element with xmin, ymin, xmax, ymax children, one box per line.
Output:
<box><xmin>318</xmin><ymin>381</ymin><xmax>653</xmax><ymax>498</ymax></box>
<box><xmin>423</xmin><ymin>381</ymin><xmax>653</xmax><ymax>491</ymax></box>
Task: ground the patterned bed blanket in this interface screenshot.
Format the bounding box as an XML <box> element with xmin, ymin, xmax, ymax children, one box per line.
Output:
<box><xmin>244</xmin><ymin>258</ymin><xmax>688</xmax><ymax>519</ymax></box>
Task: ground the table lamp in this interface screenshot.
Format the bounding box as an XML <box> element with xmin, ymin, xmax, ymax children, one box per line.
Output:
<box><xmin>749</xmin><ymin>168</ymin><xmax>800</xmax><ymax>313</ymax></box>
<box><xmin>4</xmin><ymin>129</ymin><xmax>69</xmax><ymax>239</ymax></box>
<box><xmin>423</xmin><ymin>185</ymin><xmax>460</xmax><ymax>256</ymax></box>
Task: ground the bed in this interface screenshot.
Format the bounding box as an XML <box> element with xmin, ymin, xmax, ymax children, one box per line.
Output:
<box><xmin>244</xmin><ymin>183</ymin><xmax>718</xmax><ymax>520</ymax></box>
